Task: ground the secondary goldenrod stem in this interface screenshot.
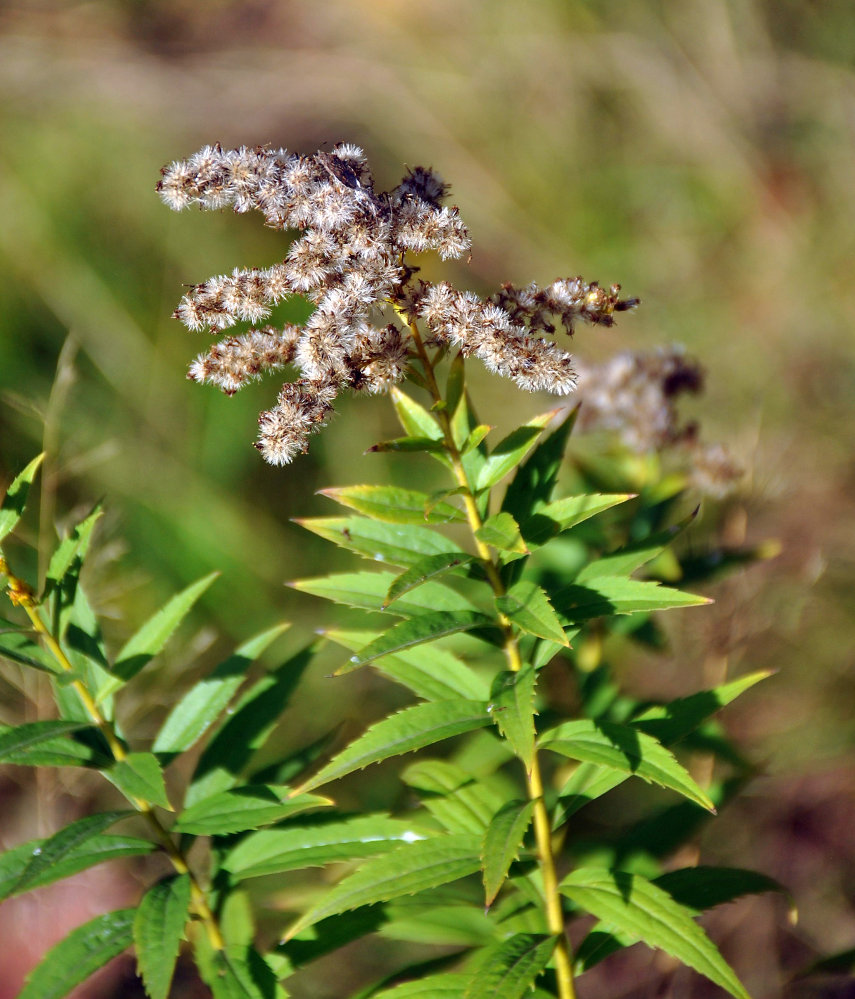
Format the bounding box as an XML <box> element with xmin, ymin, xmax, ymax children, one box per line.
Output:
<box><xmin>1</xmin><ymin>562</ymin><xmax>225</xmax><ymax>951</ymax></box>
<box><xmin>404</xmin><ymin>327</ymin><xmax>576</xmax><ymax>999</ymax></box>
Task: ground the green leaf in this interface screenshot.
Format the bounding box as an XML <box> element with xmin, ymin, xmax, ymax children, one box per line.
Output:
<box><xmin>391</xmin><ymin>387</ymin><xmax>444</xmax><ymax>440</ymax></box>
<box><xmin>186</xmin><ymin>644</ymin><xmax>315</xmax><ymax>807</ymax></box>
<box><xmin>575</xmin><ymin>509</ymin><xmax>697</xmax><ymax>583</ymax></box>
<box><xmin>475</xmin><ymin>512</ymin><xmax>528</xmax><ymax>555</ymax></box>
<box><xmin>496</xmin><ymin>582</ymin><xmax>569</xmax><ymax>645</ymax></box>
<box><xmin>476</xmin><ymin>412</ymin><xmax>558</xmax><ymax>491</ymax></box>
<box><xmin>481</xmin><ymin>800</ymin><xmax>536</xmax><ymax>906</ymax></box>
<box><xmin>462</xmin><ymin>425</ymin><xmax>492</xmax><ymax>454</ymax></box>
<box><xmin>383</xmin><ymin>554</ymin><xmax>476</xmax><ymax>608</ymax></box>
<box><xmin>18</xmin><ymin>908</ymin><xmax>135</xmax><ymax>999</ymax></box>
<box><xmin>174</xmin><ymin>786</ymin><xmax>330</xmax><ymax>835</ymax></box>
<box><xmin>521</xmin><ymin>492</ymin><xmax>635</xmax><ymax>547</ymax></box>
<box><xmin>0</xmin><ymin>834</ymin><xmax>154</xmax><ymax>900</ymax></box>
<box><xmin>5</xmin><ymin>811</ymin><xmax>132</xmax><ymax>900</ymax></box>
<box><xmin>654</xmin><ymin>866</ymin><xmax>789</xmax><ymax>915</ymax></box>
<box><xmin>336</xmin><ymin>611</ymin><xmax>496</xmax><ymax>673</ymax></box>
<box><xmin>0</xmin><ymin>625</ymin><xmax>62</xmax><ymax>675</ymax></box>
<box><xmin>43</xmin><ymin>506</ymin><xmax>103</xmax><ymax>599</ymax></box>
<box><xmin>296</xmin><ymin>700</ymin><xmax>492</xmax><ymax>793</ymax></box>
<box><xmin>488</xmin><ymin>667</ymin><xmax>537</xmax><ymax>770</ymax></box>
<box><xmin>631</xmin><ymin>670</ymin><xmax>773</xmax><ymax>746</ymax></box>
<box><xmin>55</xmin><ymin>584</ymin><xmax>114</xmax><ymax>718</ymax></box>
<box><xmin>369</xmin><ymin>436</ymin><xmax>448</xmax><ymax>455</ymax></box>
<box><xmin>102</xmin><ymin>572</ymin><xmax>219</xmax><ymax>694</ymax></box>
<box><xmin>319</xmin><ymin>485</ymin><xmax>465</xmax><ymax>524</ymax></box>
<box><xmin>541</xmin><ymin>719</ymin><xmax>715</xmax><ymax>812</ymax></box>
<box><xmin>550</xmin><ymin>576</ymin><xmax>710</xmax><ymax>624</ymax></box>
<box><xmin>560</xmin><ymin>868</ymin><xmax>750</xmax><ymax>999</ymax></box>
<box><xmin>296</xmin><ymin>516</ymin><xmax>464</xmax><ymax>568</ymax></box>
<box><xmin>284</xmin><ymin>834</ymin><xmax>482</xmax><ymax>939</ymax></box>
<box><xmin>502</xmin><ymin>412</ymin><xmax>575</xmax><ymax>524</ymax></box>
<box><xmin>0</xmin><ymin>720</ymin><xmax>106</xmax><ymax>767</ymax></box>
<box><xmin>292</xmin><ymin>571</ymin><xmax>475</xmax><ymax>617</ymax></box>
<box><xmin>224</xmin><ymin>815</ymin><xmax>431</xmax><ymax>879</ymax></box>
<box><xmin>0</xmin><ymin>720</ymin><xmax>88</xmax><ymax>762</ymax></box>
<box><xmin>194</xmin><ymin>940</ymin><xmax>283</xmax><ymax>999</ymax></box>
<box><xmin>134</xmin><ymin>874</ymin><xmax>192</xmax><ymax>999</ymax></box>
<box><xmin>325</xmin><ymin>629</ymin><xmax>488</xmax><ymax>702</ymax></box>
<box><xmin>102</xmin><ymin>752</ymin><xmax>171</xmax><ymax>810</ymax></box>
<box><xmin>464</xmin><ymin>933</ymin><xmax>557</xmax><ymax>999</ymax></box>
<box><xmin>0</xmin><ymin>454</ymin><xmax>44</xmax><ymax>544</ymax></box>
<box><xmin>403</xmin><ymin>759</ymin><xmax>508</xmax><ymax>835</ymax></box>
<box><xmin>556</xmin><ymin>673</ymin><xmax>770</xmax><ymax>821</ymax></box>
<box><xmin>153</xmin><ymin>624</ymin><xmax>289</xmax><ymax>755</ymax></box>
<box><xmin>372</xmin><ymin>973</ymin><xmax>472</xmax><ymax>998</ymax></box>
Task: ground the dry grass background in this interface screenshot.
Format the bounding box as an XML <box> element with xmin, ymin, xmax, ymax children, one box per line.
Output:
<box><xmin>0</xmin><ymin>1</ymin><xmax>854</xmax><ymax>996</ymax></box>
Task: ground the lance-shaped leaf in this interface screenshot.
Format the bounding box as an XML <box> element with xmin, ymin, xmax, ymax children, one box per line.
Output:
<box><xmin>541</xmin><ymin>719</ymin><xmax>714</xmax><ymax>812</ymax></box>
<box><xmin>0</xmin><ymin>625</ymin><xmax>62</xmax><ymax>676</ymax></box>
<box><xmin>550</xmin><ymin>576</ymin><xmax>710</xmax><ymax>624</ymax></box>
<box><xmin>465</xmin><ymin>933</ymin><xmax>557</xmax><ymax>999</ymax></box>
<box><xmin>384</xmin><ymin>554</ymin><xmax>476</xmax><ymax>608</ymax></box>
<box><xmin>0</xmin><ymin>834</ymin><xmax>154</xmax><ymax>900</ymax></box>
<box><xmin>55</xmin><ymin>584</ymin><xmax>113</xmax><ymax>719</ymax></box>
<box><xmin>42</xmin><ymin>506</ymin><xmax>103</xmax><ymax>600</ymax></box>
<box><xmin>284</xmin><ymin>834</ymin><xmax>482</xmax><ymax>939</ymax></box>
<box><xmin>0</xmin><ymin>720</ymin><xmax>106</xmax><ymax>768</ymax></box>
<box><xmin>372</xmin><ymin>973</ymin><xmax>473</xmax><ymax>997</ymax></box>
<box><xmin>481</xmin><ymin>800</ymin><xmax>536</xmax><ymax>906</ymax></box>
<box><xmin>18</xmin><ymin>908</ymin><xmax>135</xmax><ymax>999</ymax></box>
<box><xmin>391</xmin><ymin>387</ymin><xmax>444</xmax><ymax>440</ymax></box>
<box><xmin>6</xmin><ymin>811</ymin><xmax>133</xmax><ymax>900</ymax></box>
<box><xmin>496</xmin><ymin>582</ymin><xmax>568</xmax><ymax>645</ymax></box>
<box><xmin>153</xmin><ymin>624</ymin><xmax>289</xmax><ymax>755</ymax></box>
<box><xmin>0</xmin><ymin>454</ymin><xmax>44</xmax><ymax>544</ymax></box>
<box><xmin>369</xmin><ymin>436</ymin><xmax>449</xmax><ymax>456</ymax></box>
<box><xmin>337</xmin><ymin>611</ymin><xmax>496</xmax><ymax>673</ymax></box>
<box><xmin>403</xmin><ymin>759</ymin><xmax>508</xmax><ymax>835</ymax></box>
<box><xmin>103</xmin><ymin>752</ymin><xmax>171</xmax><ymax>810</ymax></box>
<box><xmin>555</xmin><ymin>672</ymin><xmax>770</xmax><ymax>821</ymax></box>
<box><xmin>489</xmin><ymin>667</ymin><xmax>537</xmax><ymax>770</ymax></box>
<box><xmin>476</xmin><ymin>412</ymin><xmax>558</xmax><ymax>491</ymax></box>
<box><xmin>296</xmin><ymin>516</ymin><xmax>464</xmax><ymax>568</ymax></box>
<box><xmin>575</xmin><ymin>508</ymin><xmax>698</xmax><ymax>583</ymax></box>
<box><xmin>186</xmin><ymin>644</ymin><xmax>315</xmax><ymax>807</ymax></box>
<box><xmin>101</xmin><ymin>572</ymin><xmax>219</xmax><ymax>695</ymax></box>
<box><xmin>560</xmin><ymin>868</ymin><xmax>750</xmax><ymax>999</ymax></box>
<box><xmin>475</xmin><ymin>512</ymin><xmax>528</xmax><ymax>555</ymax></box>
<box><xmin>326</xmin><ymin>629</ymin><xmax>488</xmax><ymax>702</ymax></box>
<box><xmin>319</xmin><ymin>485</ymin><xmax>465</xmax><ymax>525</ymax></box>
<box><xmin>174</xmin><ymin>786</ymin><xmax>330</xmax><ymax>835</ymax></box>
<box><xmin>520</xmin><ymin>492</ymin><xmax>635</xmax><ymax>548</ymax></box>
<box><xmin>462</xmin><ymin>425</ymin><xmax>491</xmax><ymax>454</ymax></box>
<box><xmin>134</xmin><ymin>874</ymin><xmax>191</xmax><ymax>999</ymax></box>
<box><xmin>574</xmin><ymin>865</ymin><xmax>789</xmax><ymax>973</ymax></box>
<box><xmin>193</xmin><ymin>939</ymin><xmax>282</xmax><ymax>999</ymax></box>
<box><xmin>296</xmin><ymin>700</ymin><xmax>492</xmax><ymax>794</ymax></box>
<box><xmin>293</xmin><ymin>570</ymin><xmax>475</xmax><ymax>617</ymax></box>
<box><xmin>224</xmin><ymin>815</ymin><xmax>430</xmax><ymax>879</ymax></box>
<box><xmin>502</xmin><ymin>412</ymin><xmax>575</xmax><ymax>524</ymax></box>
<box><xmin>0</xmin><ymin>720</ymin><xmax>89</xmax><ymax>763</ymax></box>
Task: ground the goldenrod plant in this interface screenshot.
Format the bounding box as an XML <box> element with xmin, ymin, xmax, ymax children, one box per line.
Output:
<box><xmin>1</xmin><ymin>144</ymin><xmax>785</xmax><ymax>999</ymax></box>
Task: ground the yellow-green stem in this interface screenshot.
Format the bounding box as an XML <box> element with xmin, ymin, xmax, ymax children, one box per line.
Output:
<box><xmin>401</xmin><ymin>318</ymin><xmax>577</xmax><ymax>999</ymax></box>
<box><xmin>1</xmin><ymin>564</ymin><xmax>224</xmax><ymax>950</ymax></box>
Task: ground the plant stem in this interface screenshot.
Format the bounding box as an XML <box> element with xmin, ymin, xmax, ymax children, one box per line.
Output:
<box><xmin>401</xmin><ymin>320</ymin><xmax>577</xmax><ymax>999</ymax></box>
<box><xmin>1</xmin><ymin>563</ymin><xmax>224</xmax><ymax>950</ymax></box>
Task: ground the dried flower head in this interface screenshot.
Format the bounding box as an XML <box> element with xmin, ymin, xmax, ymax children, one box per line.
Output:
<box><xmin>572</xmin><ymin>347</ymin><xmax>743</xmax><ymax>496</ymax></box>
<box><xmin>159</xmin><ymin>143</ymin><xmax>638</xmax><ymax>464</ymax></box>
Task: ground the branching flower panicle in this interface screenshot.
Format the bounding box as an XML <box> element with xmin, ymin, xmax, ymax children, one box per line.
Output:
<box><xmin>159</xmin><ymin>143</ymin><xmax>638</xmax><ymax>464</ymax></box>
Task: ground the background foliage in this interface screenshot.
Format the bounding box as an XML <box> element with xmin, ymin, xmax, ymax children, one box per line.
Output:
<box><xmin>0</xmin><ymin>1</ymin><xmax>853</xmax><ymax>996</ymax></box>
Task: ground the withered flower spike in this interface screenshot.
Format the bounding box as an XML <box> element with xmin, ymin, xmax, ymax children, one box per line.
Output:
<box><xmin>159</xmin><ymin>144</ymin><xmax>638</xmax><ymax>464</ymax></box>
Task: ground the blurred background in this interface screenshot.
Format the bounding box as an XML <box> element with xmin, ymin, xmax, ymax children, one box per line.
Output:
<box><xmin>0</xmin><ymin>0</ymin><xmax>854</xmax><ymax>996</ymax></box>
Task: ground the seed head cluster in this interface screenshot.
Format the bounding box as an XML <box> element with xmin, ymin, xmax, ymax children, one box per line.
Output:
<box><xmin>573</xmin><ymin>348</ymin><xmax>742</xmax><ymax>495</ymax></box>
<box><xmin>159</xmin><ymin>143</ymin><xmax>638</xmax><ymax>464</ymax></box>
